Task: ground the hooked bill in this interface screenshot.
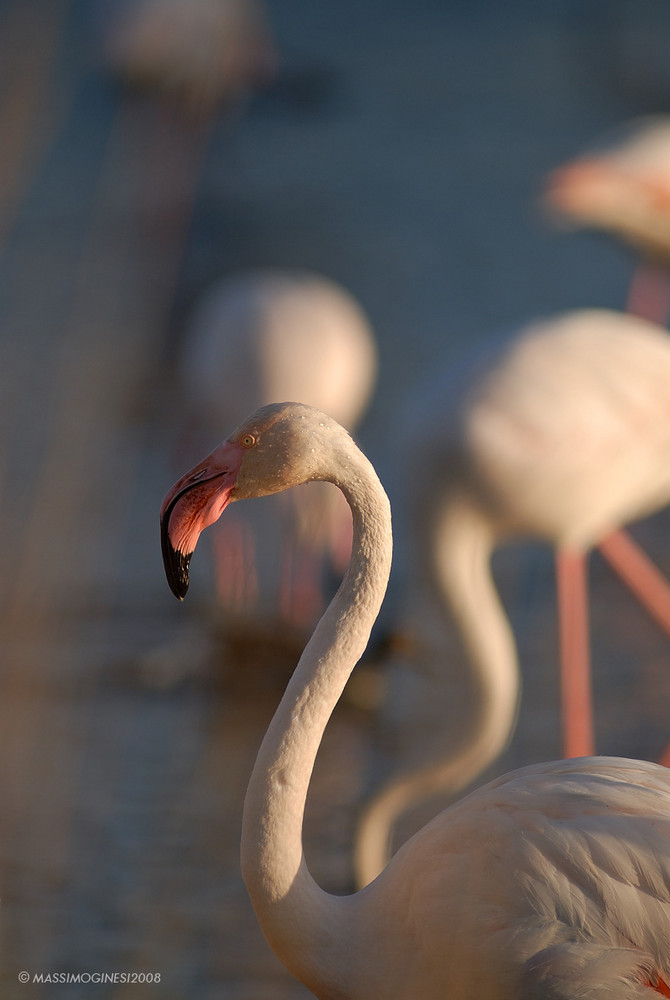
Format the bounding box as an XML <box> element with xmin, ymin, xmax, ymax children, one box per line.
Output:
<box><xmin>160</xmin><ymin>441</ymin><xmax>246</xmax><ymax>599</ymax></box>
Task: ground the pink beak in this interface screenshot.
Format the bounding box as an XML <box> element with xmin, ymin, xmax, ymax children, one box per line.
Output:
<box><xmin>160</xmin><ymin>439</ymin><xmax>246</xmax><ymax>599</ymax></box>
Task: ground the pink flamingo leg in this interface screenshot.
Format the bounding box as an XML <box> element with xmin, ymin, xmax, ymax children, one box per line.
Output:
<box><xmin>212</xmin><ymin>516</ymin><xmax>258</xmax><ymax>611</ymax></box>
<box><xmin>626</xmin><ymin>261</ymin><xmax>670</xmax><ymax>327</ymax></box>
<box><xmin>278</xmin><ymin>541</ymin><xmax>295</xmax><ymax>624</ymax></box>
<box><xmin>292</xmin><ymin>550</ymin><xmax>324</xmax><ymax>627</ymax></box>
<box><xmin>328</xmin><ymin>510</ymin><xmax>353</xmax><ymax>575</ymax></box>
<box><xmin>597</xmin><ymin>529</ymin><xmax>670</xmax><ymax>637</ymax></box>
<box><xmin>279</xmin><ymin>542</ymin><xmax>323</xmax><ymax>628</ymax></box>
<box><xmin>556</xmin><ymin>547</ymin><xmax>595</xmax><ymax>759</ymax></box>
<box><xmin>597</xmin><ymin>528</ymin><xmax>670</xmax><ymax>767</ymax></box>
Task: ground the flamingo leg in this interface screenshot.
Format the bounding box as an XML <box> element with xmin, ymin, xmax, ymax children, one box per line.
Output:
<box><xmin>212</xmin><ymin>516</ymin><xmax>258</xmax><ymax>611</ymax></box>
<box><xmin>278</xmin><ymin>540</ymin><xmax>295</xmax><ymax>624</ymax></box>
<box><xmin>556</xmin><ymin>547</ymin><xmax>595</xmax><ymax>759</ymax></box>
<box><xmin>625</xmin><ymin>260</ymin><xmax>670</xmax><ymax>327</ymax></box>
<box><xmin>597</xmin><ymin>528</ymin><xmax>670</xmax><ymax>767</ymax></box>
<box><xmin>597</xmin><ymin>528</ymin><xmax>670</xmax><ymax>637</ymax></box>
<box><xmin>279</xmin><ymin>542</ymin><xmax>323</xmax><ymax>628</ymax></box>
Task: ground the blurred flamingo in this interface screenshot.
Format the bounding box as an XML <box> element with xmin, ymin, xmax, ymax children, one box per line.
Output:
<box><xmin>102</xmin><ymin>0</ymin><xmax>276</xmax><ymax>120</ymax></box>
<box><xmin>98</xmin><ymin>0</ymin><xmax>277</xmax><ymax>333</ymax></box>
<box><xmin>355</xmin><ymin>307</ymin><xmax>670</xmax><ymax>886</ymax></box>
<box><xmin>544</xmin><ymin>116</ymin><xmax>670</xmax><ymax>324</ymax></box>
<box><xmin>179</xmin><ymin>267</ymin><xmax>377</xmax><ymax>630</ymax></box>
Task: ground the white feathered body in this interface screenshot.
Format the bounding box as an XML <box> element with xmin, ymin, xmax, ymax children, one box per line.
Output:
<box><xmin>355</xmin><ymin>757</ymin><xmax>670</xmax><ymax>1000</ymax></box>
<box><xmin>183</xmin><ymin>269</ymin><xmax>376</xmax><ymax>433</ymax></box>
<box><xmin>412</xmin><ymin>308</ymin><xmax>670</xmax><ymax>550</ymax></box>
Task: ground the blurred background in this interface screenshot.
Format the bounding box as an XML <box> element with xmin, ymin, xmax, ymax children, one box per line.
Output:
<box><xmin>2</xmin><ymin>0</ymin><xmax>670</xmax><ymax>996</ymax></box>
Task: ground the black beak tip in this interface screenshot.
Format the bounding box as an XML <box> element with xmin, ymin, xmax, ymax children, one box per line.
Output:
<box><xmin>166</xmin><ymin>545</ymin><xmax>192</xmax><ymax>601</ymax></box>
<box><xmin>161</xmin><ymin>519</ymin><xmax>192</xmax><ymax>601</ymax></box>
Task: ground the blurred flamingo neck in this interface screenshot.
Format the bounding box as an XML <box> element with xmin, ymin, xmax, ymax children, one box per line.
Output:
<box><xmin>240</xmin><ymin>442</ymin><xmax>392</xmax><ymax>994</ymax></box>
<box><xmin>430</xmin><ymin>495</ymin><xmax>520</xmax><ymax>768</ymax></box>
<box><xmin>355</xmin><ymin>493</ymin><xmax>520</xmax><ymax>887</ymax></box>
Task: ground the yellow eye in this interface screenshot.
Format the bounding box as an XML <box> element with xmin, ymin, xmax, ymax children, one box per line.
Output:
<box><xmin>241</xmin><ymin>433</ymin><xmax>256</xmax><ymax>448</ymax></box>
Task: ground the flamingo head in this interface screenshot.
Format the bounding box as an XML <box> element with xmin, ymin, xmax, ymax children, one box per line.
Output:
<box><xmin>160</xmin><ymin>401</ymin><xmax>345</xmax><ymax>599</ymax></box>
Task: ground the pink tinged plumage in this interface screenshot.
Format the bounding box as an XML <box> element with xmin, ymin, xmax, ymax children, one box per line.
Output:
<box><xmin>543</xmin><ymin>117</ymin><xmax>670</xmax><ymax>325</ymax></box>
<box><xmin>160</xmin><ymin>403</ymin><xmax>670</xmax><ymax>1000</ymax></box>
<box><xmin>649</xmin><ymin>974</ymin><xmax>670</xmax><ymax>997</ymax></box>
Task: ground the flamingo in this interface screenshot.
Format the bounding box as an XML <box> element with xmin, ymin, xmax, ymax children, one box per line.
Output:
<box><xmin>179</xmin><ymin>267</ymin><xmax>377</xmax><ymax>627</ymax></box>
<box><xmin>102</xmin><ymin>0</ymin><xmax>276</xmax><ymax>119</ymax></box>
<box><xmin>160</xmin><ymin>401</ymin><xmax>670</xmax><ymax>1000</ymax></box>
<box><xmin>96</xmin><ymin>0</ymin><xmax>278</xmax><ymax>383</ymax></box>
<box><xmin>543</xmin><ymin>116</ymin><xmax>670</xmax><ymax>324</ymax></box>
<box><xmin>355</xmin><ymin>307</ymin><xmax>670</xmax><ymax>885</ymax></box>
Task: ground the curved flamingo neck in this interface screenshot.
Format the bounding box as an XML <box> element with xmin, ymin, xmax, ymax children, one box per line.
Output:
<box><xmin>355</xmin><ymin>491</ymin><xmax>520</xmax><ymax>887</ymax></box>
<box><xmin>240</xmin><ymin>443</ymin><xmax>392</xmax><ymax>996</ymax></box>
<box><xmin>430</xmin><ymin>494</ymin><xmax>520</xmax><ymax>767</ymax></box>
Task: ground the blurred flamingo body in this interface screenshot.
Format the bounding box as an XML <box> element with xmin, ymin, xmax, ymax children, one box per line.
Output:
<box><xmin>180</xmin><ymin>268</ymin><xmax>377</xmax><ymax>624</ymax></box>
<box><xmin>103</xmin><ymin>0</ymin><xmax>276</xmax><ymax>117</ymax></box>
<box><xmin>356</xmin><ymin>307</ymin><xmax>670</xmax><ymax>885</ymax></box>
<box><xmin>160</xmin><ymin>402</ymin><xmax>670</xmax><ymax>1000</ymax></box>
<box><xmin>544</xmin><ymin>116</ymin><xmax>670</xmax><ymax>323</ymax></box>
<box><xmin>98</xmin><ymin>0</ymin><xmax>278</xmax><ymax>363</ymax></box>
<box><xmin>182</xmin><ymin>269</ymin><xmax>377</xmax><ymax>434</ymax></box>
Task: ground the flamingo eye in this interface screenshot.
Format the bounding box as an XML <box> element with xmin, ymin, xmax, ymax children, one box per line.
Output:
<box><xmin>241</xmin><ymin>434</ymin><xmax>256</xmax><ymax>448</ymax></box>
